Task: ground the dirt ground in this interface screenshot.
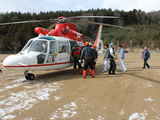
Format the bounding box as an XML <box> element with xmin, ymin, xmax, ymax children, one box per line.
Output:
<box><xmin>0</xmin><ymin>52</ymin><xmax>160</xmax><ymax>120</ymax></box>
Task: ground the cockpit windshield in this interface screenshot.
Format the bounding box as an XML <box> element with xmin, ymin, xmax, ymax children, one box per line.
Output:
<box><xmin>29</xmin><ymin>40</ymin><xmax>48</xmax><ymax>53</ymax></box>
<box><xmin>21</xmin><ymin>39</ymin><xmax>33</xmax><ymax>52</ymax></box>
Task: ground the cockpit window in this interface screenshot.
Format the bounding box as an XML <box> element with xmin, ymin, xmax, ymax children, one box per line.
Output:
<box><xmin>21</xmin><ymin>40</ymin><xmax>33</xmax><ymax>52</ymax></box>
<box><xmin>29</xmin><ymin>40</ymin><xmax>48</xmax><ymax>53</ymax></box>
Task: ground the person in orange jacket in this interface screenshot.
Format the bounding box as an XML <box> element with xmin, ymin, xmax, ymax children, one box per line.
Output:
<box><xmin>72</xmin><ymin>46</ymin><xmax>82</xmax><ymax>74</ymax></box>
<box><xmin>79</xmin><ymin>42</ymin><xmax>96</xmax><ymax>78</ymax></box>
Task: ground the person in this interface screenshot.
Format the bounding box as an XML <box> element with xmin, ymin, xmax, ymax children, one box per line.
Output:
<box><xmin>72</xmin><ymin>46</ymin><xmax>82</xmax><ymax>74</ymax></box>
<box><xmin>141</xmin><ymin>46</ymin><xmax>151</xmax><ymax>69</ymax></box>
<box><xmin>103</xmin><ymin>44</ymin><xmax>110</xmax><ymax>72</ymax></box>
<box><xmin>0</xmin><ymin>67</ymin><xmax>2</xmax><ymax>73</ymax></box>
<box><xmin>89</xmin><ymin>45</ymin><xmax>98</xmax><ymax>75</ymax></box>
<box><xmin>119</xmin><ymin>45</ymin><xmax>127</xmax><ymax>72</ymax></box>
<box><xmin>108</xmin><ymin>43</ymin><xmax>117</xmax><ymax>75</ymax></box>
<box><xmin>79</xmin><ymin>42</ymin><xmax>96</xmax><ymax>78</ymax></box>
<box><xmin>93</xmin><ymin>45</ymin><xmax>98</xmax><ymax>69</ymax></box>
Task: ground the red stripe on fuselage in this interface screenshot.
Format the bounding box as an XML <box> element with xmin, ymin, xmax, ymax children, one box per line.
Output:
<box><xmin>3</xmin><ymin>61</ymin><xmax>73</xmax><ymax>68</ymax></box>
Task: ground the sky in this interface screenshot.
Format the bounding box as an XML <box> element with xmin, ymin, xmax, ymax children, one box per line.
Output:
<box><xmin>0</xmin><ymin>0</ymin><xmax>159</xmax><ymax>13</ymax></box>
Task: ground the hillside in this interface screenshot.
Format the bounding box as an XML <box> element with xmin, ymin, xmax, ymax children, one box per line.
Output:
<box><xmin>99</xmin><ymin>24</ymin><xmax>160</xmax><ymax>49</ymax></box>
<box><xmin>0</xmin><ymin>8</ymin><xmax>160</xmax><ymax>51</ymax></box>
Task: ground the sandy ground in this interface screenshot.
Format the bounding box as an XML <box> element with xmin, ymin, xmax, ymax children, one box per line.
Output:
<box><xmin>0</xmin><ymin>52</ymin><xmax>160</xmax><ymax>120</ymax></box>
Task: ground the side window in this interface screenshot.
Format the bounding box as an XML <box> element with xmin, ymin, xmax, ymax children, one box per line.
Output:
<box><xmin>50</xmin><ymin>41</ymin><xmax>57</xmax><ymax>54</ymax></box>
<box><xmin>58</xmin><ymin>41</ymin><xmax>69</xmax><ymax>53</ymax></box>
<box><xmin>70</xmin><ymin>41</ymin><xmax>77</xmax><ymax>52</ymax></box>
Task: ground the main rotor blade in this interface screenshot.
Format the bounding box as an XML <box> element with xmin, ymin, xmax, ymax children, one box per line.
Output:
<box><xmin>0</xmin><ymin>20</ymin><xmax>51</xmax><ymax>25</ymax></box>
<box><xmin>76</xmin><ymin>20</ymin><xmax>134</xmax><ymax>31</ymax></box>
<box><xmin>47</xmin><ymin>23</ymin><xmax>57</xmax><ymax>30</ymax></box>
<box><xmin>69</xmin><ymin>16</ymin><xmax>119</xmax><ymax>19</ymax></box>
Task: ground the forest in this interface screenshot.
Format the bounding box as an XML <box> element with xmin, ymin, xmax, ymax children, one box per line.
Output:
<box><xmin>0</xmin><ymin>8</ymin><xmax>160</xmax><ymax>52</ymax></box>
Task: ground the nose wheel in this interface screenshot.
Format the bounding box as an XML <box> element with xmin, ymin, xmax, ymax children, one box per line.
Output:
<box><xmin>24</xmin><ymin>71</ymin><xmax>35</xmax><ymax>80</ymax></box>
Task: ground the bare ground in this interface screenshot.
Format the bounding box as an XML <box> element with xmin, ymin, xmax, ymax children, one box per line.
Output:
<box><xmin>0</xmin><ymin>52</ymin><xmax>160</xmax><ymax>120</ymax></box>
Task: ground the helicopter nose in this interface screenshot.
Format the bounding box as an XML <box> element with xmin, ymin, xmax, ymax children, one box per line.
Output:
<box><xmin>3</xmin><ymin>55</ymin><xmax>30</xmax><ymax>68</ymax></box>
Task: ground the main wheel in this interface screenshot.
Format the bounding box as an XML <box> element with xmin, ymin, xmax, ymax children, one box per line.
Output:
<box><xmin>25</xmin><ymin>75</ymin><xmax>29</xmax><ymax>80</ymax></box>
<box><xmin>25</xmin><ymin>73</ymin><xmax>35</xmax><ymax>80</ymax></box>
<box><xmin>28</xmin><ymin>73</ymin><xmax>35</xmax><ymax>80</ymax></box>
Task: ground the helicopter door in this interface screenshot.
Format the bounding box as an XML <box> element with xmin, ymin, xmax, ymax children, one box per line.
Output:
<box><xmin>47</xmin><ymin>41</ymin><xmax>57</xmax><ymax>63</ymax></box>
<box><xmin>57</xmin><ymin>41</ymin><xmax>70</xmax><ymax>63</ymax></box>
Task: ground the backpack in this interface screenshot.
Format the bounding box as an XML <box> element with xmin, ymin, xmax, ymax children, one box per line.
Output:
<box><xmin>73</xmin><ymin>49</ymin><xmax>81</xmax><ymax>57</ymax></box>
<box><xmin>104</xmin><ymin>48</ymin><xmax>110</xmax><ymax>59</ymax></box>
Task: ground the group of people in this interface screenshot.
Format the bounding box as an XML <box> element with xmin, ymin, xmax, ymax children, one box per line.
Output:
<box><xmin>72</xmin><ymin>42</ymin><xmax>98</xmax><ymax>78</ymax></box>
<box><xmin>72</xmin><ymin>41</ymin><xmax>151</xmax><ymax>78</ymax></box>
<box><xmin>103</xmin><ymin>43</ymin><xmax>127</xmax><ymax>75</ymax></box>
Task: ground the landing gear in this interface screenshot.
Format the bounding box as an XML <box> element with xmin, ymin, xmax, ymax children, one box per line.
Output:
<box><xmin>24</xmin><ymin>71</ymin><xmax>35</xmax><ymax>80</ymax></box>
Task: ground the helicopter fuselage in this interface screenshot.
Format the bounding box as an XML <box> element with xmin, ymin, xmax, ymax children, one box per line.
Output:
<box><xmin>3</xmin><ymin>36</ymin><xmax>80</xmax><ymax>71</ymax></box>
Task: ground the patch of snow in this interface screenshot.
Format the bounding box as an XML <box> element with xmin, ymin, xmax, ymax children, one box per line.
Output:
<box><xmin>0</xmin><ymin>89</ymin><xmax>5</xmax><ymax>93</ymax></box>
<box><xmin>5</xmin><ymin>83</ymin><xmax>22</xmax><ymax>89</ymax></box>
<box><xmin>143</xmin><ymin>82</ymin><xmax>153</xmax><ymax>88</ymax></box>
<box><xmin>54</xmin><ymin>96</ymin><xmax>61</xmax><ymax>101</ymax></box>
<box><xmin>50</xmin><ymin>102</ymin><xmax>77</xmax><ymax>120</ymax></box>
<box><xmin>13</xmin><ymin>78</ymin><xmax>26</xmax><ymax>82</ymax></box>
<box><xmin>2</xmin><ymin>115</ymin><xmax>15</xmax><ymax>120</ymax></box>
<box><xmin>119</xmin><ymin>109</ymin><xmax>125</xmax><ymax>115</ymax></box>
<box><xmin>0</xmin><ymin>96</ymin><xmax>4</xmax><ymax>98</ymax></box>
<box><xmin>154</xmin><ymin>116</ymin><xmax>160</xmax><ymax>119</ymax></box>
<box><xmin>129</xmin><ymin>110</ymin><xmax>148</xmax><ymax>120</ymax></box>
<box><xmin>104</xmin><ymin>107</ymin><xmax>107</xmax><ymax>110</ymax></box>
<box><xmin>0</xmin><ymin>82</ymin><xmax>61</xmax><ymax>119</ymax></box>
<box><xmin>97</xmin><ymin>116</ymin><xmax>105</xmax><ymax>120</ymax></box>
<box><xmin>144</xmin><ymin>96</ymin><xmax>154</xmax><ymax>102</ymax></box>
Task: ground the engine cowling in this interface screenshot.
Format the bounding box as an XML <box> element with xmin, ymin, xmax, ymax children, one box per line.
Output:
<box><xmin>35</xmin><ymin>27</ymin><xmax>49</xmax><ymax>35</ymax></box>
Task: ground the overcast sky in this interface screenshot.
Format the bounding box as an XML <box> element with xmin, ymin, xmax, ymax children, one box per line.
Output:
<box><xmin>0</xmin><ymin>0</ymin><xmax>159</xmax><ymax>13</ymax></box>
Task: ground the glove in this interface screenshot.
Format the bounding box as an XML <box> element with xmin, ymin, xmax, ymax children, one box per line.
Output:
<box><xmin>94</xmin><ymin>59</ymin><xmax>97</xmax><ymax>62</ymax></box>
<box><xmin>79</xmin><ymin>60</ymin><xmax>82</xmax><ymax>63</ymax></box>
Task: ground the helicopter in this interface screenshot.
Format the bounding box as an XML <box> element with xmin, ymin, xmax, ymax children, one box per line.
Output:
<box><xmin>1</xmin><ymin>16</ymin><xmax>134</xmax><ymax>80</ymax></box>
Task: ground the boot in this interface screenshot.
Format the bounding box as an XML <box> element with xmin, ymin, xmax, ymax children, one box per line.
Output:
<box><xmin>91</xmin><ymin>69</ymin><xmax>95</xmax><ymax>78</ymax></box>
<box><xmin>90</xmin><ymin>69</ymin><xmax>92</xmax><ymax>76</ymax></box>
<box><xmin>83</xmin><ymin>70</ymin><xmax>86</xmax><ymax>78</ymax></box>
<box><xmin>79</xmin><ymin>69</ymin><xmax>82</xmax><ymax>74</ymax></box>
<box><xmin>73</xmin><ymin>68</ymin><xmax>76</xmax><ymax>74</ymax></box>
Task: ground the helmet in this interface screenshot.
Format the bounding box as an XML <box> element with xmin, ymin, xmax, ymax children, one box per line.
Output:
<box><xmin>110</xmin><ymin>43</ymin><xmax>114</xmax><ymax>47</ymax></box>
<box><xmin>93</xmin><ymin>45</ymin><xmax>97</xmax><ymax>48</ymax></box>
<box><xmin>85</xmin><ymin>42</ymin><xmax>89</xmax><ymax>45</ymax></box>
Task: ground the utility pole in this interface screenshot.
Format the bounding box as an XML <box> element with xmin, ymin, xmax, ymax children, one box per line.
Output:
<box><xmin>117</xmin><ymin>40</ymin><xmax>119</xmax><ymax>52</ymax></box>
<box><xmin>130</xmin><ymin>40</ymin><xmax>132</xmax><ymax>52</ymax></box>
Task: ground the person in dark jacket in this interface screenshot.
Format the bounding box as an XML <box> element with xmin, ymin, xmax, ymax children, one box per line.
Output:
<box><xmin>93</xmin><ymin>45</ymin><xmax>98</xmax><ymax>69</ymax></box>
<box><xmin>79</xmin><ymin>42</ymin><xmax>96</xmax><ymax>78</ymax></box>
<box><xmin>141</xmin><ymin>46</ymin><xmax>151</xmax><ymax>69</ymax></box>
<box><xmin>72</xmin><ymin>46</ymin><xmax>82</xmax><ymax>74</ymax></box>
<box><xmin>89</xmin><ymin>45</ymin><xmax>98</xmax><ymax>75</ymax></box>
<box><xmin>108</xmin><ymin>43</ymin><xmax>117</xmax><ymax>75</ymax></box>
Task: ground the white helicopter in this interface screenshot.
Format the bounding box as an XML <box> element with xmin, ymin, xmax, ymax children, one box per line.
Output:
<box><xmin>1</xmin><ymin>16</ymin><xmax>133</xmax><ymax>80</ymax></box>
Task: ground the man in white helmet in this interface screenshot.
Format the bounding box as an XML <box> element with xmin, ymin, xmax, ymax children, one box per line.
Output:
<box><xmin>108</xmin><ymin>43</ymin><xmax>117</xmax><ymax>75</ymax></box>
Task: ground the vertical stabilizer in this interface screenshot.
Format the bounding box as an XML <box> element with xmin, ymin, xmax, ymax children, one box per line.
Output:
<box><xmin>94</xmin><ymin>25</ymin><xmax>104</xmax><ymax>51</ymax></box>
